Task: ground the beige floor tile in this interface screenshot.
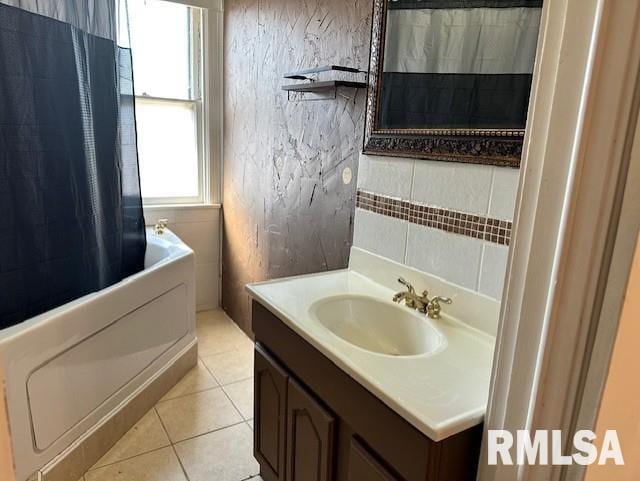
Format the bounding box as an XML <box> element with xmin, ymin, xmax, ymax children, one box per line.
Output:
<box><xmin>156</xmin><ymin>388</ymin><xmax>243</xmax><ymax>442</ymax></box>
<box><xmin>92</xmin><ymin>409</ymin><xmax>171</xmax><ymax>469</ymax></box>
<box><xmin>175</xmin><ymin>423</ymin><xmax>259</xmax><ymax>481</ymax></box>
<box><xmin>197</xmin><ymin>321</ymin><xmax>253</xmax><ymax>357</ymax></box>
<box><xmin>201</xmin><ymin>347</ymin><xmax>254</xmax><ymax>386</ymax></box>
<box><xmin>223</xmin><ymin>378</ymin><xmax>254</xmax><ymax>420</ymax></box>
<box><xmin>85</xmin><ymin>447</ymin><xmax>187</xmax><ymax>481</ymax></box>
<box><xmin>160</xmin><ymin>360</ymin><xmax>218</xmax><ymax>402</ymax></box>
<box><xmin>247</xmin><ymin>419</ymin><xmax>254</xmax><ymax>431</ymax></box>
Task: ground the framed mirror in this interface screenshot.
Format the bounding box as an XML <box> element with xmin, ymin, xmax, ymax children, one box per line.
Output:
<box><xmin>364</xmin><ymin>0</ymin><xmax>543</xmax><ymax>167</ymax></box>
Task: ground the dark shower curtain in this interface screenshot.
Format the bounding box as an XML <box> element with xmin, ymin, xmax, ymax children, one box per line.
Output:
<box><xmin>0</xmin><ymin>2</ymin><xmax>146</xmax><ymax>329</ymax></box>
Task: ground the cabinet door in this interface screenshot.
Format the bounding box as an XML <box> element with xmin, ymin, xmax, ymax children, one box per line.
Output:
<box><xmin>348</xmin><ymin>438</ymin><xmax>399</xmax><ymax>481</ymax></box>
<box><xmin>286</xmin><ymin>378</ymin><xmax>336</xmax><ymax>481</ymax></box>
<box><xmin>254</xmin><ymin>345</ymin><xmax>289</xmax><ymax>481</ymax></box>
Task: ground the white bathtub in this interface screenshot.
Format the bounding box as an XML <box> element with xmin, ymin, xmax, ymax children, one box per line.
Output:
<box><xmin>0</xmin><ymin>229</ymin><xmax>196</xmax><ymax>481</ymax></box>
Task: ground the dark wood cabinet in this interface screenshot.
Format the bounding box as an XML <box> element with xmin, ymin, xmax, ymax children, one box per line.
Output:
<box><xmin>252</xmin><ymin>300</ymin><xmax>482</xmax><ymax>481</ymax></box>
<box><xmin>348</xmin><ymin>438</ymin><xmax>399</xmax><ymax>481</ymax></box>
<box><xmin>286</xmin><ymin>378</ymin><xmax>336</xmax><ymax>481</ymax></box>
<box><xmin>254</xmin><ymin>345</ymin><xmax>288</xmax><ymax>481</ymax></box>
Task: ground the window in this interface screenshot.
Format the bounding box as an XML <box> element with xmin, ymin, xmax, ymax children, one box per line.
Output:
<box><xmin>127</xmin><ymin>0</ymin><xmax>205</xmax><ymax>204</ymax></box>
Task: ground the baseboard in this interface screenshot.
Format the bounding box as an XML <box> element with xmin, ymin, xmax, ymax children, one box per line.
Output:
<box><xmin>35</xmin><ymin>340</ymin><xmax>198</xmax><ymax>481</ymax></box>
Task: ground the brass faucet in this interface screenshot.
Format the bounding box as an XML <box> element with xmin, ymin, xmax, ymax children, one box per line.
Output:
<box><xmin>392</xmin><ymin>278</ymin><xmax>453</xmax><ymax>320</ymax></box>
<box><xmin>154</xmin><ymin>219</ymin><xmax>169</xmax><ymax>235</ymax></box>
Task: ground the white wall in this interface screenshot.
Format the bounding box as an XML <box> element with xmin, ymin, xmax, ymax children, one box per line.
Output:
<box><xmin>144</xmin><ymin>206</ymin><xmax>220</xmax><ymax>311</ymax></box>
<box><xmin>585</xmin><ymin>236</ymin><xmax>640</xmax><ymax>481</ymax></box>
<box><xmin>353</xmin><ymin>153</ymin><xmax>520</xmax><ymax>300</ymax></box>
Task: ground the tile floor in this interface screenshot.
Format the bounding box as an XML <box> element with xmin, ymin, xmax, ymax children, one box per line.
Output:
<box><xmin>79</xmin><ymin>310</ymin><xmax>263</xmax><ymax>481</ymax></box>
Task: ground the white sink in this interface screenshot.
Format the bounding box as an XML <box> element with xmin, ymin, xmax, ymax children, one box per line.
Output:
<box><xmin>309</xmin><ymin>295</ymin><xmax>445</xmax><ymax>357</ymax></box>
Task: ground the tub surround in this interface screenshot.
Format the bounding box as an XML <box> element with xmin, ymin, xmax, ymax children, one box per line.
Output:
<box><xmin>144</xmin><ymin>206</ymin><xmax>221</xmax><ymax>310</ymax></box>
<box><xmin>354</xmin><ymin>153</ymin><xmax>519</xmax><ymax>300</ymax></box>
<box><xmin>247</xmin><ymin>247</ymin><xmax>499</xmax><ymax>442</ymax></box>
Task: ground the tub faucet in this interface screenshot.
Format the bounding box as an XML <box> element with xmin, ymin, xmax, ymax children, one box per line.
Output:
<box><xmin>154</xmin><ymin>219</ymin><xmax>169</xmax><ymax>235</ymax></box>
<box><xmin>392</xmin><ymin>278</ymin><xmax>452</xmax><ymax>320</ymax></box>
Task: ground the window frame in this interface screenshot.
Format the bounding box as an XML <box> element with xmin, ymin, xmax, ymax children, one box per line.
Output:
<box><xmin>132</xmin><ymin>2</ymin><xmax>211</xmax><ymax>207</ymax></box>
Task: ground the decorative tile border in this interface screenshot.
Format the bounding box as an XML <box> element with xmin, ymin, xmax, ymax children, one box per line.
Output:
<box><xmin>356</xmin><ymin>190</ymin><xmax>512</xmax><ymax>246</ymax></box>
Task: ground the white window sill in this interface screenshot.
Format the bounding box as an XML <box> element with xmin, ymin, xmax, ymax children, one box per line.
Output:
<box><xmin>143</xmin><ymin>203</ymin><xmax>221</xmax><ymax>211</ymax></box>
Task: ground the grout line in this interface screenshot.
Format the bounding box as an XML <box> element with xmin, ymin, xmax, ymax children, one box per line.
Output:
<box><xmin>221</xmin><ymin>378</ymin><xmax>254</xmax><ymax>421</ymax></box>
<box><xmin>486</xmin><ymin>167</ymin><xmax>497</xmax><ymax>217</ymax></box>
<box><xmin>219</xmin><ymin>374</ymin><xmax>254</xmax><ymax>387</ymax></box>
<box><xmin>403</xmin><ymin>219</ymin><xmax>411</xmax><ymax>265</ymax></box>
<box><xmin>170</xmin><ymin>443</ymin><xmax>191</xmax><ymax>481</ymax></box>
<box><xmin>171</xmin><ymin>420</ymin><xmax>249</xmax><ymax>446</ymax></box>
<box><xmin>198</xmin><ymin>354</ymin><xmax>249</xmax><ymax>420</ymax></box>
<box><xmin>87</xmin><ymin>443</ymin><xmax>171</xmax><ymax>473</ymax></box>
<box><xmin>152</xmin><ymin>405</ymin><xmax>191</xmax><ymax>481</ymax></box>
<box><xmin>218</xmin><ymin>379</ymin><xmax>245</xmax><ymax>419</ymax></box>
<box><xmin>476</xmin><ymin>242</ymin><xmax>487</xmax><ymax>292</ymax></box>
<box><xmin>86</xmin><ymin>408</ymin><xmax>172</xmax><ymax>473</ymax></box>
<box><xmin>409</xmin><ymin>158</ymin><xmax>417</xmax><ymax>201</ymax></box>
<box><xmin>158</xmin><ymin>384</ymin><xmax>223</xmax><ymax>404</ymax></box>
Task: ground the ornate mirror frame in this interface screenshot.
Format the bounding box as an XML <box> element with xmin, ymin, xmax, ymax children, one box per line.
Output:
<box><xmin>363</xmin><ymin>0</ymin><xmax>525</xmax><ymax>167</ymax></box>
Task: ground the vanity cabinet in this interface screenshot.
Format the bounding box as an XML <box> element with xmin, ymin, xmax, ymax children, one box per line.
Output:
<box><xmin>286</xmin><ymin>378</ymin><xmax>336</xmax><ymax>481</ymax></box>
<box><xmin>348</xmin><ymin>438</ymin><xmax>398</xmax><ymax>481</ymax></box>
<box><xmin>254</xmin><ymin>346</ymin><xmax>288</xmax><ymax>481</ymax></box>
<box><xmin>252</xmin><ymin>301</ymin><xmax>482</xmax><ymax>481</ymax></box>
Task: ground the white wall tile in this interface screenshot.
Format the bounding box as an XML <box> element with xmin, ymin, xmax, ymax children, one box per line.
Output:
<box><xmin>144</xmin><ymin>206</ymin><xmax>221</xmax><ymax>310</ymax></box>
<box><xmin>489</xmin><ymin>167</ymin><xmax>521</xmax><ymax>220</ymax></box>
<box><xmin>196</xmin><ymin>262</ymin><xmax>220</xmax><ymax>311</ymax></box>
<box><xmin>405</xmin><ymin>224</ymin><xmax>483</xmax><ymax>291</ymax></box>
<box><xmin>411</xmin><ymin>160</ymin><xmax>493</xmax><ymax>215</ymax></box>
<box><xmin>357</xmin><ymin>153</ymin><xmax>415</xmax><ymax>198</ymax></box>
<box><xmin>478</xmin><ymin>243</ymin><xmax>509</xmax><ymax>300</ymax></box>
<box><xmin>353</xmin><ymin>154</ymin><xmax>517</xmax><ymax>298</ymax></box>
<box><xmin>352</xmin><ymin>208</ymin><xmax>408</xmax><ymax>264</ymax></box>
<box><xmin>175</xmin><ymin>206</ymin><xmax>220</xmax><ymax>224</ymax></box>
<box><xmin>144</xmin><ymin>209</ymin><xmax>177</xmax><ymax>226</ymax></box>
<box><xmin>171</xmin><ymin>221</ymin><xmax>220</xmax><ymax>265</ymax></box>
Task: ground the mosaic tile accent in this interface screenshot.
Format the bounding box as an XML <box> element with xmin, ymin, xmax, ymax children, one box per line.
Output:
<box><xmin>356</xmin><ymin>190</ymin><xmax>512</xmax><ymax>246</ymax></box>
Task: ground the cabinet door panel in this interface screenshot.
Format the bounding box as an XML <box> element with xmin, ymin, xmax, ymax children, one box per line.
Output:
<box><xmin>348</xmin><ymin>438</ymin><xmax>399</xmax><ymax>481</ymax></box>
<box><xmin>255</xmin><ymin>345</ymin><xmax>289</xmax><ymax>481</ymax></box>
<box><xmin>286</xmin><ymin>378</ymin><xmax>336</xmax><ymax>481</ymax></box>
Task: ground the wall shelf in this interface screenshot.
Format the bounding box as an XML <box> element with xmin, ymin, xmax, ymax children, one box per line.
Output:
<box><xmin>281</xmin><ymin>80</ymin><xmax>367</xmax><ymax>93</ymax></box>
<box><xmin>282</xmin><ymin>65</ymin><xmax>368</xmax><ymax>101</ymax></box>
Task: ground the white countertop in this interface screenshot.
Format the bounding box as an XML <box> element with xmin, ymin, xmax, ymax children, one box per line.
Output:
<box><xmin>246</xmin><ymin>247</ymin><xmax>498</xmax><ymax>442</ymax></box>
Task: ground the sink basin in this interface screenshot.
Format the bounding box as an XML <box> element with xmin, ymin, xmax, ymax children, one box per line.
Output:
<box><xmin>309</xmin><ymin>295</ymin><xmax>444</xmax><ymax>357</ymax></box>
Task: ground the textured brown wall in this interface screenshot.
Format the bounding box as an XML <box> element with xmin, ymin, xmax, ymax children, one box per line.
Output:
<box><xmin>222</xmin><ymin>0</ymin><xmax>372</xmax><ymax>333</ymax></box>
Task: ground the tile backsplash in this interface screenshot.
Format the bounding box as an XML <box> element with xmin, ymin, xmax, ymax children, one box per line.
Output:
<box><xmin>353</xmin><ymin>153</ymin><xmax>520</xmax><ymax>300</ymax></box>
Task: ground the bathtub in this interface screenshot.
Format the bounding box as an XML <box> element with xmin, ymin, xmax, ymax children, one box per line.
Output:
<box><xmin>0</xmin><ymin>229</ymin><xmax>196</xmax><ymax>481</ymax></box>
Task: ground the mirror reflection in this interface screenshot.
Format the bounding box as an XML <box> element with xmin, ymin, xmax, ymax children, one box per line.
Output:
<box><xmin>379</xmin><ymin>0</ymin><xmax>542</xmax><ymax>131</ymax></box>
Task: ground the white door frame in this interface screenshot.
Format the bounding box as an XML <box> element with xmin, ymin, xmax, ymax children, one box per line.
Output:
<box><xmin>478</xmin><ymin>1</ymin><xmax>640</xmax><ymax>480</ymax></box>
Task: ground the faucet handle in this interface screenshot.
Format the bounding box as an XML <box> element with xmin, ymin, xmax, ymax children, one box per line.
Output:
<box><xmin>431</xmin><ymin>296</ymin><xmax>453</xmax><ymax>305</ymax></box>
<box><xmin>426</xmin><ymin>296</ymin><xmax>453</xmax><ymax>320</ymax></box>
<box><xmin>397</xmin><ymin>277</ymin><xmax>415</xmax><ymax>294</ymax></box>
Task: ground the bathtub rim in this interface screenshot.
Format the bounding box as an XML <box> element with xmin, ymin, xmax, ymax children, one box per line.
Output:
<box><xmin>0</xmin><ymin>228</ymin><xmax>192</xmax><ymax>344</ymax></box>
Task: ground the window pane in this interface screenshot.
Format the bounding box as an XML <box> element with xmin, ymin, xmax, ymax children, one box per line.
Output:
<box><xmin>136</xmin><ymin>98</ymin><xmax>200</xmax><ymax>199</ymax></box>
<box><xmin>128</xmin><ymin>0</ymin><xmax>194</xmax><ymax>99</ymax></box>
